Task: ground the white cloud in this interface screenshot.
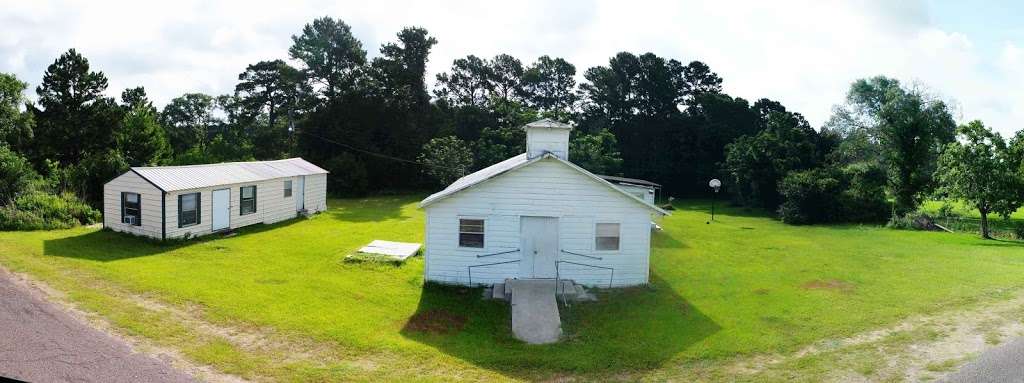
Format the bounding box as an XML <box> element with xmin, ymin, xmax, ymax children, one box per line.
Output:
<box><xmin>1</xmin><ymin>0</ymin><xmax>1020</xmax><ymax>136</ymax></box>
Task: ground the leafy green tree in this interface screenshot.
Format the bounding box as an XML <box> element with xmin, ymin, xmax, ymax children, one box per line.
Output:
<box><xmin>288</xmin><ymin>16</ymin><xmax>366</xmax><ymax>101</ymax></box>
<box><xmin>118</xmin><ymin>106</ymin><xmax>171</xmax><ymax>166</ymax></box>
<box><xmin>235</xmin><ymin>60</ymin><xmax>309</xmax><ymax>158</ymax></box>
<box><xmin>69</xmin><ymin>149</ymin><xmax>128</xmax><ymax>207</ymax></box>
<box><xmin>418</xmin><ymin>136</ymin><xmax>473</xmax><ymax>186</ymax></box>
<box><xmin>120</xmin><ymin>86</ymin><xmax>157</xmax><ymax>114</ymax></box>
<box><xmin>471</xmin><ymin>126</ymin><xmax>525</xmax><ymax>168</ymax></box>
<box><xmin>375</xmin><ymin>27</ymin><xmax>438</xmax><ymax>107</ymax></box>
<box><xmin>160</xmin><ymin>93</ymin><xmax>217</xmax><ymax>154</ymax></box>
<box><xmin>235</xmin><ymin>60</ymin><xmax>307</xmax><ymax>126</ymax></box>
<box><xmin>0</xmin><ymin>73</ymin><xmax>34</xmax><ymax>151</ymax></box>
<box><xmin>724</xmin><ymin>110</ymin><xmax>820</xmax><ymax>208</ymax></box>
<box><xmin>828</xmin><ymin>76</ymin><xmax>955</xmax><ymax>213</ymax></box>
<box><xmin>489</xmin><ymin>54</ymin><xmax>524</xmax><ymax>104</ymax></box>
<box><xmin>878</xmin><ymin>87</ymin><xmax>955</xmax><ymax>213</ymax></box>
<box><xmin>435</xmin><ymin>55</ymin><xmax>493</xmax><ymax>107</ymax></box>
<box><xmin>32</xmin><ymin>49</ymin><xmax>121</xmax><ymax>166</ymax></box>
<box><xmin>0</xmin><ymin>146</ymin><xmax>38</xmax><ymax>203</ymax></box>
<box><xmin>935</xmin><ymin>121</ymin><xmax>1023</xmax><ymax>239</ymax></box>
<box><xmin>569</xmin><ymin>129</ymin><xmax>623</xmax><ymax>175</ymax></box>
<box><xmin>679</xmin><ymin>60</ymin><xmax>723</xmax><ymax>103</ymax></box>
<box><xmin>522</xmin><ymin>56</ymin><xmax>578</xmax><ymax>120</ymax></box>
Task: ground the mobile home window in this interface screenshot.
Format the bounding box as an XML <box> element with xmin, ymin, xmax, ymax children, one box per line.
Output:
<box><xmin>458</xmin><ymin>219</ymin><xmax>485</xmax><ymax>248</ymax></box>
<box><xmin>178</xmin><ymin>193</ymin><xmax>200</xmax><ymax>227</ymax></box>
<box><xmin>283</xmin><ymin>180</ymin><xmax>293</xmax><ymax>197</ymax></box>
<box><xmin>595</xmin><ymin>223</ymin><xmax>620</xmax><ymax>251</ymax></box>
<box><xmin>240</xmin><ymin>186</ymin><xmax>257</xmax><ymax>215</ymax></box>
<box><xmin>121</xmin><ymin>192</ymin><xmax>141</xmax><ymax>226</ymax></box>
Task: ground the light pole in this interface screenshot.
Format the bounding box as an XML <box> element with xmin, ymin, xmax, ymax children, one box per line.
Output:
<box><xmin>708</xmin><ymin>179</ymin><xmax>721</xmax><ymax>224</ymax></box>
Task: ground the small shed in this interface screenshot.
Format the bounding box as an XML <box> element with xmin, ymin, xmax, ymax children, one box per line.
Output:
<box><xmin>103</xmin><ymin>158</ymin><xmax>328</xmax><ymax>240</ymax></box>
<box><xmin>597</xmin><ymin>175</ymin><xmax>661</xmax><ymax>205</ymax></box>
<box><xmin>420</xmin><ymin>119</ymin><xmax>668</xmax><ymax>287</ymax></box>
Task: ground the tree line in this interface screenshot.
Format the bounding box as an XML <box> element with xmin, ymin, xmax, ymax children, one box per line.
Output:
<box><xmin>1</xmin><ymin>16</ymin><xmax>1022</xmax><ymax>236</ymax></box>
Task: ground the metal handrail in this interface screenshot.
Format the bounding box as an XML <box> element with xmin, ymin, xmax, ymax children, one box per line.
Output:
<box><xmin>476</xmin><ymin>248</ymin><xmax>519</xmax><ymax>258</ymax></box>
<box><xmin>560</xmin><ymin>249</ymin><xmax>603</xmax><ymax>261</ymax></box>
<box><xmin>468</xmin><ymin>259</ymin><xmax>520</xmax><ymax>286</ymax></box>
<box><xmin>555</xmin><ymin>260</ymin><xmax>615</xmax><ymax>293</ymax></box>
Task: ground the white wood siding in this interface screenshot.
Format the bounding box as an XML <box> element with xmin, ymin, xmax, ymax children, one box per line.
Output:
<box><xmin>104</xmin><ymin>171</ymin><xmax>327</xmax><ymax>240</ymax></box>
<box><xmin>103</xmin><ymin>171</ymin><xmax>162</xmax><ymax>238</ymax></box>
<box><xmin>303</xmin><ymin>173</ymin><xmax>328</xmax><ymax>213</ymax></box>
<box><xmin>424</xmin><ymin>158</ymin><xmax>654</xmax><ymax>287</ymax></box>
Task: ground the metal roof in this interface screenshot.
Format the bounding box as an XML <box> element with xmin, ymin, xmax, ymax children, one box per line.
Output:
<box><xmin>131</xmin><ymin>158</ymin><xmax>328</xmax><ymax>192</ymax></box>
<box><xmin>597</xmin><ymin>175</ymin><xmax>662</xmax><ymax>188</ymax></box>
<box><xmin>522</xmin><ymin>118</ymin><xmax>572</xmax><ymax>130</ymax></box>
<box><xmin>420</xmin><ymin>153</ymin><xmax>668</xmax><ymax>215</ymax></box>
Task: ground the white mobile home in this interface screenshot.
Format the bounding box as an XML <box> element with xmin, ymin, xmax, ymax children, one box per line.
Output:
<box><xmin>103</xmin><ymin>158</ymin><xmax>328</xmax><ymax>240</ymax></box>
<box><xmin>420</xmin><ymin>119</ymin><xmax>668</xmax><ymax>287</ymax></box>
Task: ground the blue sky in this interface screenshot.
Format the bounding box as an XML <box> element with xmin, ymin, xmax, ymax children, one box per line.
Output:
<box><xmin>2</xmin><ymin>0</ymin><xmax>1022</xmax><ymax>136</ymax></box>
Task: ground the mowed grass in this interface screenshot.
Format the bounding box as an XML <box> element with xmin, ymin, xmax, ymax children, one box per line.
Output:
<box><xmin>1</xmin><ymin>196</ymin><xmax>1024</xmax><ymax>380</ymax></box>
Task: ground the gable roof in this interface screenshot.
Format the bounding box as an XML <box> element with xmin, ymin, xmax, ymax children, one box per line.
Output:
<box><xmin>420</xmin><ymin>153</ymin><xmax>668</xmax><ymax>215</ymax></box>
<box><xmin>129</xmin><ymin>158</ymin><xmax>328</xmax><ymax>192</ymax></box>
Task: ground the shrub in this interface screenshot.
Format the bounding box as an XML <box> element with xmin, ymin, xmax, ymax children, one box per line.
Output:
<box><xmin>778</xmin><ymin>167</ymin><xmax>844</xmax><ymax>224</ymax></box>
<box><xmin>0</xmin><ymin>191</ymin><xmax>101</xmax><ymax>230</ymax></box>
<box><xmin>1015</xmin><ymin>223</ymin><xmax>1024</xmax><ymax>241</ymax></box>
<box><xmin>778</xmin><ymin>163</ymin><xmax>889</xmax><ymax>225</ymax></box>
<box><xmin>0</xmin><ymin>146</ymin><xmax>38</xmax><ymax>203</ymax></box>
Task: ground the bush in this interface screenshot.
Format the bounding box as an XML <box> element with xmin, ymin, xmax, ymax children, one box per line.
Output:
<box><xmin>777</xmin><ymin>163</ymin><xmax>889</xmax><ymax>225</ymax></box>
<box><xmin>777</xmin><ymin>167</ymin><xmax>844</xmax><ymax>224</ymax></box>
<box><xmin>0</xmin><ymin>146</ymin><xmax>38</xmax><ymax>203</ymax></box>
<box><xmin>0</xmin><ymin>191</ymin><xmax>101</xmax><ymax>230</ymax></box>
<box><xmin>1015</xmin><ymin>223</ymin><xmax>1024</xmax><ymax>241</ymax></box>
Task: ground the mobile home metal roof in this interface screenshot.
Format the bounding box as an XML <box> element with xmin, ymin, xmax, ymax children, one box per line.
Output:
<box><xmin>131</xmin><ymin>158</ymin><xmax>328</xmax><ymax>192</ymax></box>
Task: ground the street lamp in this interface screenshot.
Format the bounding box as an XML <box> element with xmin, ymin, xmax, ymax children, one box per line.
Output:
<box><xmin>708</xmin><ymin>179</ymin><xmax>722</xmax><ymax>224</ymax></box>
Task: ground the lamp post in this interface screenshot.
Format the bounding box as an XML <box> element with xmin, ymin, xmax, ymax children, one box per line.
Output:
<box><xmin>708</xmin><ymin>179</ymin><xmax>721</xmax><ymax>224</ymax></box>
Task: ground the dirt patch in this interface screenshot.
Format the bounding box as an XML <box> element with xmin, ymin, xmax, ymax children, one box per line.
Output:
<box><xmin>404</xmin><ymin>309</ymin><xmax>468</xmax><ymax>334</ymax></box>
<box><xmin>801</xmin><ymin>279</ymin><xmax>856</xmax><ymax>293</ymax></box>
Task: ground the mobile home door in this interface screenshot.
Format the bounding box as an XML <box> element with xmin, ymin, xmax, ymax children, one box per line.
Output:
<box><xmin>295</xmin><ymin>176</ymin><xmax>305</xmax><ymax>211</ymax></box>
<box><xmin>212</xmin><ymin>189</ymin><xmax>230</xmax><ymax>231</ymax></box>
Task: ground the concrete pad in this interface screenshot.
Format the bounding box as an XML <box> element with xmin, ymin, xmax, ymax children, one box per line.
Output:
<box><xmin>509</xmin><ymin>279</ymin><xmax>561</xmax><ymax>344</ymax></box>
<box><xmin>355</xmin><ymin>240</ymin><xmax>421</xmax><ymax>261</ymax></box>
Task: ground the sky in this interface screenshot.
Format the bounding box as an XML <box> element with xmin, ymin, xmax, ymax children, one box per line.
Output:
<box><xmin>2</xmin><ymin>0</ymin><xmax>1022</xmax><ymax>136</ymax></box>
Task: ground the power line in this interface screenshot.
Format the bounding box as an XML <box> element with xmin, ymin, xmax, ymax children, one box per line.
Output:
<box><xmin>294</xmin><ymin>130</ymin><xmax>466</xmax><ymax>173</ymax></box>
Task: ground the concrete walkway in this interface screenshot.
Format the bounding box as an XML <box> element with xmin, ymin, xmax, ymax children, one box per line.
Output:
<box><xmin>509</xmin><ymin>279</ymin><xmax>561</xmax><ymax>344</ymax></box>
<box><xmin>0</xmin><ymin>268</ymin><xmax>195</xmax><ymax>383</ymax></box>
<box><xmin>942</xmin><ymin>337</ymin><xmax>1024</xmax><ymax>383</ymax></box>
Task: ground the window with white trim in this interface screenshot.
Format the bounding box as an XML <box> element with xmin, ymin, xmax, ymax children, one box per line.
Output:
<box><xmin>595</xmin><ymin>223</ymin><xmax>620</xmax><ymax>251</ymax></box>
<box><xmin>121</xmin><ymin>192</ymin><xmax>141</xmax><ymax>226</ymax></box>
<box><xmin>458</xmin><ymin>219</ymin><xmax>485</xmax><ymax>248</ymax></box>
<box><xmin>178</xmin><ymin>192</ymin><xmax>200</xmax><ymax>227</ymax></box>
<box><xmin>284</xmin><ymin>180</ymin><xmax>293</xmax><ymax>197</ymax></box>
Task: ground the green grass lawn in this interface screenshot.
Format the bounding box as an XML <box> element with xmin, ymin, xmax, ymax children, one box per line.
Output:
<box><xmin>2</xmin><ymin>196</ymin><xmax>1024</xmax><ymax>381</ymax></box>
<box><xmin>920</xmin><ymin>200</ymin><xmax>1024</xmax><ymax>238</ymax></box>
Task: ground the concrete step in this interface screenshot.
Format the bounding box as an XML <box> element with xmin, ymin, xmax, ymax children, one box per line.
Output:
<box><xmin>492</xmin><ymin>283</ymin><xmax>507</xmax><ymax>300</ymax></box>
<box><xmin>509</xmin><ymin>279</ymin><xmax>561</xmax><ymax>344</ymax></box>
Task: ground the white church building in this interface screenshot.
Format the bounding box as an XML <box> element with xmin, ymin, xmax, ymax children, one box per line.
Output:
<box><xmin>420</xmin><ymin>119</ymin><xmax>668</xmax><ymax>287</ymax></box>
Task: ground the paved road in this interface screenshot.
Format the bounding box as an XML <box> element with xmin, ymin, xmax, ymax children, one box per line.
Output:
<box><xmin>943</xmin><ymin>337</ymin><xmax>1024</xmax><ymax>383</ymax></box>
<box><xmin>0</xmin><ymin>269</ymin><xmax>195</xmax><ymax>383</ymax></box>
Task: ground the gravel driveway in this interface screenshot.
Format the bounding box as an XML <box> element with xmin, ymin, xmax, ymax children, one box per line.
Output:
<box><xmin>0</xmin><ymin>268</ymin><xmax>195</xmax><ymax>383</ymax></box>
